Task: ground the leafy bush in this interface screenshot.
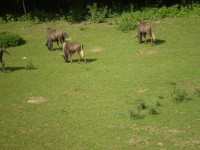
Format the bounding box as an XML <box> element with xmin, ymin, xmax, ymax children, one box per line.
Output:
<box><xmin>0</xmin><ymin>32</ymin><xmax>25</xmax><ymax>48</ymax></box>
<box><xmin>118</xmin><ymin>20</ymin><xmax>137</xmax><ymax>32</ymax></box>
<box><xmin>86</xmin><ymin>3</ymin><xmax>108</xmax><ymax>23</ymax></box>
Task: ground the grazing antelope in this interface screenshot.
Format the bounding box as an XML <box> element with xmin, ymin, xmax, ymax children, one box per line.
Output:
<box><xmin>135</xmin><ymin>21</ymin><xmax>155</xmax><ymax>45</ymax></box>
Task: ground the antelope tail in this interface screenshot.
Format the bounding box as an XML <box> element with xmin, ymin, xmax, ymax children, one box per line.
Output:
<box><xmin>80</xmin><ymin>44</ymin><xmax>85</xmax><ymax>58</ymax></box>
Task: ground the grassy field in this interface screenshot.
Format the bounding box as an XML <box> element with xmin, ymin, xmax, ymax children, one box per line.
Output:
<box><xmin>1</xmin><ymin>17</ymin><xmax>200</xmax><ymax>149</ymax></box>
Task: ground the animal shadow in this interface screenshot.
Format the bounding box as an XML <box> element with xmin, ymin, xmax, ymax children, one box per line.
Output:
<box><xmin>48</xmin><ymin>47</ymin><xmax>62</xmax><ymax>51</ymax></box>
<box><xmin>144</xmin><ymin>39</ymin><xmax>166</xmax><ymax>45</ymax></box>
<box><xmin>155</xmin><ymin>39</ymin><xmax>166</xmax><ymax>45</ymax></box>
<box><xmin>70</xmin><ymin>58</ymin><xmax>97</xmax><ymax>64</ymax></box>
<box><xmin>4</xmin><ymin>66</ymin><xmax>25</xmax><ymax>73</ymax></box>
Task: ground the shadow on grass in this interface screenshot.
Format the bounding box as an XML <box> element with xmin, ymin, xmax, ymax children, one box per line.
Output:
<box><xmin>5</xmin><ymin>66</ymin><xmax>25</xmax><ymax>72</ymax></box>
<box><xmin>155</xmin><ymin>39</ymin><xmax>166</xmax><ymax>45</ymax></box>
<box><xmin>66</xmin><ymin>58</ymin><xmax>97</xmax><ymax>64</ymax></box>
<box><xmin>5</xmin><ymin>66</ymin><xmax>36</xmax><ymax>73</ymax></box>
<box><xmin>140</xmin><ymin>39</ymin><xmax>166</xmax><ymax>45</ymax></box>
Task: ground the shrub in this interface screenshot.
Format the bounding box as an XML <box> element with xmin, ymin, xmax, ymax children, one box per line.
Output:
<box><xmin>0</xmin><ymin>32</ymin><xmax>25</xmax><ymax>48</ymax></box>
<box><xmin>86</xmin><ymin>3</ymin><xmax>108</xmax><ymax>23</ymax></box>
<box><xmin>118</xmin><ymin>20</ymin><xmax>137</xmax><ymax>32</ymax></box>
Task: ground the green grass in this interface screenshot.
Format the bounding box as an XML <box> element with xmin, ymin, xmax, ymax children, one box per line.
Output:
<box><xmin>1</xmin><ymin>17</ymin><xmax>200</xmax><ymax>149</ymax></box>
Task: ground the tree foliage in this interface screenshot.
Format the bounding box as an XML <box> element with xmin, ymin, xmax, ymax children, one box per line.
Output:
<box><xmin>0</xmin><ymin>0</ymin><xmax>199</xmax><ymax>15</ymax></box>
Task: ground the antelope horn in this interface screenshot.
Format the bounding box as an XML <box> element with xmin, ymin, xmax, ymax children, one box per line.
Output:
<box><xmin>60</xmin><ymin>52</ymin><xmax>64</xmax><ymax>56</ymax></box>
<box><xmin>43</xmin><ymin>40</ymin><xmax>47</xmax><ymax>45</ymax></box>
<box><xmin>66</xmin><ymin>37</ymin><xmax>72</xmax><ymax>41</ymax></box>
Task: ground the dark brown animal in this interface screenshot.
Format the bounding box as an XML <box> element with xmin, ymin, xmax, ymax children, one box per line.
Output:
<box><xmin>0</xmin><ymin>48</ymin><xmax>11</xmax><ymax>73</ymax></box>
<box><xmin>61</xmin><ymin>40</ymin><xmax>86</xmax><ymax>64</ymax></box>
<box><xmin>135</xmin><ymin>21</ymin><xmax>155</xmax><ymax>45</ymax></box>
<box><xmin>44</xmin><ymin>28</ymin><xmax>67</xmax><ymax>50</ymax></box>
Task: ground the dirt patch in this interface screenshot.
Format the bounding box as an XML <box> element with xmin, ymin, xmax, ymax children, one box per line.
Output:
<box><xmin>137</xmin><ymin>50</ymin><xmax>158</xmax><ymax>56</ymax></box>
<box><xmin>89</xmin><ymin>47</ymin><xmax>103</xmax><ymax>53</ymax></box>
<box><xmin>129</xmin><ymin>136</ymin><xmax>149</xmax><ymax>145</ymax></box>
<box><xmin>25</xmin><ymin>97</ymin><xmax>47</xmax><ymax>104</ymax></box>
<box><xmin>137</xmin><ymin>89</ymin><xmax>148</xmax><ymax>94</ymax></box>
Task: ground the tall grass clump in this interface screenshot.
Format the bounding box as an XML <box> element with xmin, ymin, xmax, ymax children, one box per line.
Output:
<box><xmin>0</xmin><ymin>32</ymin><xmax>25</xmax><ymax>48</ymax></box>
<box><xmin>194</xmin><ymin>88</ymin><xmax>200</xmax><ymax>97</ymax></box>
<box><xmin>171</xmin><ymin>87</ymin><xmax>190</xmax><ymax>103</ymax></box>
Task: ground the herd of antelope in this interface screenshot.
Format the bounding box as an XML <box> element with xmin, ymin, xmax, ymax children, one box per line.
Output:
<box><xmin>1</xmin><ymin>20</ymin><xmax>155</xmax><ymax>73</ymax></box>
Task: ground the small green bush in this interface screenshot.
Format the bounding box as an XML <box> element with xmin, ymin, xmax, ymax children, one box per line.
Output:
<box><xmin>0</xmin><ymin>32</ymin><xmax>25</xmax><ymax>48</ymax></box>
<box><xmin>118</xmin><ymin>20</ymin><xmax>137</xmax><ymax>32</ymax></box>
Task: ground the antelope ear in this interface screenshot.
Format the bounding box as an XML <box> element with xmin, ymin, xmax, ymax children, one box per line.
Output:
<box><xmin>137</xmin><ymin>20</ymin><xmax>141</xmax><ymax>24</ymax></box>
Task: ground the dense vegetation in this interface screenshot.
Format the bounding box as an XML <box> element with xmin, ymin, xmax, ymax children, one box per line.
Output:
<box><xmin>0</xmin><ymin>0</ymin><xmax>199</xmax><ymax>23</ymax></box>
<box><xmin>1</xmin><ymin>3</ymin><xmax>200</xmax><ymax>33</ymax></box>
<box><xmin>1</xmin><ymin>0</ymin><xmax>199</xmax><ymax>14</ymax></box>
<box><xmin>0</xmin><ymin>32</ymin><xmax>25</xmax><ymax>48</ymax></box>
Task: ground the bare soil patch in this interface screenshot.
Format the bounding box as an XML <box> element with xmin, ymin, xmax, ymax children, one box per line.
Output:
<box><xmin>89</xmin><ymin>46</ymin><xmax>103</xmax><ymax>53</ymax></box>
<box><xmin>137</xmin><ymin>49</ymin><xmax>158</xmax><ymax>56</ymax></box>
<box><xmin>136</xmin><ymin>89</ymin><xmax>148</xmax><ymax>94</ymax></box>
<box><xmin>25</xmin><ymin>97</ymin><xmax>47</xmax><ymax>104</ymax></box>
<box><xmin>129</xmin><ymin>136</ymin><xmax>149</xmax><ymax>145</ymax></box>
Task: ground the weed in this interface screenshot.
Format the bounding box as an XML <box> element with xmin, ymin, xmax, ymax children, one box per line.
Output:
<box><xmin>136</xmin><ymin>99</ymin><xmax>147</xmax><ymax>112</ymax></box>
<box><xmin>194</xmin><ymin>88</ymin><xmax>200</xmax><ymax>97</ymax></box>
<box><xmin>171</xmin><ymin>88</ymin><xmax>189</xmax><ymax>103</ymax></box>
<box><xmin>25</xmin><ymin>61</ymin><xmax>35</xmax><ymax>70</ymax></box>
<box><xmin>130</xmin><ymin>111</ymin><xmax>145</xmax><ymax>120</ymax></box>
<box><xmin>157</xmin><ymin>95</ymin><xmax>165</xmax><ymax>100</ymax></box>
<box><xmin>155</xmin><ymin>101</ymin><xmax>162</xmax><ymax>107</ymax></box>
<box><xmin>148</xmin><ymin>107</ymin><xmax>159</xmax><ymax>115</ymax></box>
